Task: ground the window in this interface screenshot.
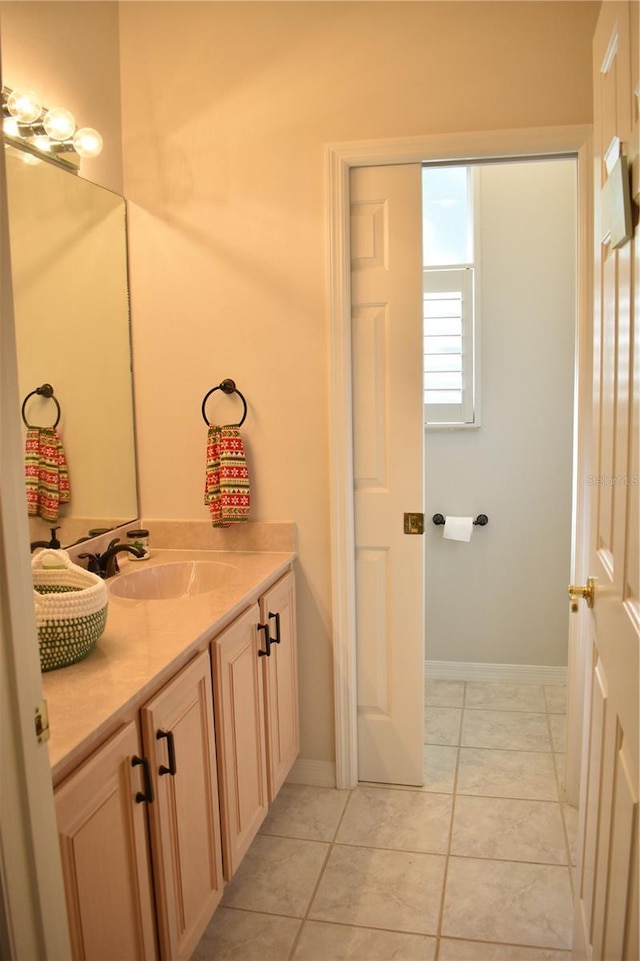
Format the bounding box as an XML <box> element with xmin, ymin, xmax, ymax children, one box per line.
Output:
<box><xmin>422</xmin><ymin>165</ymin><xmax>479</xmax><ymax>427</ymax></box>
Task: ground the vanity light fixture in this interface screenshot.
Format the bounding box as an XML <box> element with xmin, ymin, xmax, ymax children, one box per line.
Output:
<box><xmin>2</xmin><ymin>85</ymin><xmax>103</xmax><ymax>169</ymax></box>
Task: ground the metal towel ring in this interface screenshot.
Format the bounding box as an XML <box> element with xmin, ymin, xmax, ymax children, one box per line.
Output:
<box><xmin>21</xmin><ymin>383</ymin><xmax>61</xmax><ymax>429</ymax></box>
<box><xmin>201</xmin><ymin>379</ymin><xmax>247</xmax><ymax>427</ymax></box>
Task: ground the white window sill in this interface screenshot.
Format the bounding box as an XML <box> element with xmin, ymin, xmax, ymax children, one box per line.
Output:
<box><xmin>425</xmin><ymin>422</ymin><xmax>482</xmax><ymax>432</ymax></box>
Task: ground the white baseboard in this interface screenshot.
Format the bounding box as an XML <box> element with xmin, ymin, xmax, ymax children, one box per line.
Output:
<box><xmin>425</xmin><ymin>659</ymin><xmax>567</xmax><ymax>685</ymax></box>
<box><xmin>286</xmin><ymin>758</ymin><xmax>336</xmax><ymax>788</ymax></box>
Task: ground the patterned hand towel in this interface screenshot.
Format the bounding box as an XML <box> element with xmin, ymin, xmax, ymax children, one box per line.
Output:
<box><xmin>204</xmin><ymin>425</ymin><xmax>224</xmax><ymax>526</ymax></box>
<box><xmin>204</xmin><ymin>425</ymin><xmax>250</xmax><ymax>527</ymax></box>
<box><xmin>25</xmin><ymin>427</ymin><xmax>71</xmax><ymax>522</ymax></box>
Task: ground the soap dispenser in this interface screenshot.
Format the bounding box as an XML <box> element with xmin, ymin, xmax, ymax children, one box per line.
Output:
<box><xmin>30</xmin><ymin>526</ymin><xmax>61</xmax><ymax>552</ymax></box>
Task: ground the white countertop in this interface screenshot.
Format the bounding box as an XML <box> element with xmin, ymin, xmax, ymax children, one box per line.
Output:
<box><xmin>42</xmin><ymin>549</ymin><xmax>295</xmax><ymax>780</ymax></box>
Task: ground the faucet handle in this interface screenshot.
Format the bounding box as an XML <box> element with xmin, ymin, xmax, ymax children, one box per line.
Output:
<box><xmin>78</xmin><ymin>552</ymin><xmax>102</xmax><ymax>576</ymax></box>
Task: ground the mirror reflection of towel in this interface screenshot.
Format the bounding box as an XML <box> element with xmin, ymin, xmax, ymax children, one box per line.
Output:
<box><xmin>24</xmin><ymin>427</ymin><xmax>71</xmax><ymax>522</ymax></box>
<box><xmin>204</xmin><ymin>425</ymin><xmax>250</xmax><ymax>527</ymax></box>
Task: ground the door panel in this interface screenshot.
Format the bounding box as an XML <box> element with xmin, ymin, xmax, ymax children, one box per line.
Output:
<box><xmin>575</xmin><ymin>4</ymin><xmax>639</xmax><ymax>958</ymax></box>
<box><xmin>212</xmin><ymin>604</ymin><xmax>268</xmax><ymax>879</ymax></box>
<box><xmin>260</xmin><ymin>570</ymin><xmax>299</xmax><ymax>799</ymax></box>
<box><xmin>350</xmin><ymin>164</ymin><xmax>424</xmax><ymax>786</ymax></box>
<box><xmin>55</xmin><ymin>722</ymin><xmax>157</xmax><ymax>961</ymax></box>
<box><xmin>141</xmin><ymin>650</ymin><xmax>223</xmax><ymax>961</ymax></box>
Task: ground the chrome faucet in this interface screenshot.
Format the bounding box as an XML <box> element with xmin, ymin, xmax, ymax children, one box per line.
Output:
<box><xmin>78</xmin><ymin>538</ymin><xmax>144</xmax><ymax>578</ymax></box>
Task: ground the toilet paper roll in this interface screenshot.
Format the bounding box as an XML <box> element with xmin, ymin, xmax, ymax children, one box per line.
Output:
<box><xmin>443</xmin><ymin>516</ymin><xmax>474</xmax><ymax>542</ymax></box>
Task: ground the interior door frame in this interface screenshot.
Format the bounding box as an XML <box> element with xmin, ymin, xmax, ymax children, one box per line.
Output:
<box><xmin>326</xmin><ymin>125</ymin><xmax>593</xmax><ymax>791</ymax></box>
<box><xmin>0</xmin><ymin>111</ymin><xmax>72</xmax><ymax>957</ymax></box>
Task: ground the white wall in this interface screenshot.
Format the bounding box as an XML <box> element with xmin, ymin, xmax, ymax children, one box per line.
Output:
<box><xmin>425</xmin><ymin>159</ymin><xmax>577</xmax><ymax>667</ymax></box>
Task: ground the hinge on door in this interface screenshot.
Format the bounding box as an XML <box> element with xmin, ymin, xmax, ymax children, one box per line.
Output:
<box><xmin>34</xmin><ymin>700</ymin><xmax>50</xmax><ymax>744</ymax></box>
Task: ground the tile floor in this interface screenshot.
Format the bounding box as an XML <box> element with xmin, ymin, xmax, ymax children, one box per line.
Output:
<box><xmin>191</xmin><ymin>681</ymin><xmax>578</xmax><ymax>961</ymax></box>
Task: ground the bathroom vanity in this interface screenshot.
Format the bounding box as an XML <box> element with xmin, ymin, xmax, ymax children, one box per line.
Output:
<box><xmin>43</xmin><ymin>549</ymin><xmax>298</xmax><ymax>961</ymax></box>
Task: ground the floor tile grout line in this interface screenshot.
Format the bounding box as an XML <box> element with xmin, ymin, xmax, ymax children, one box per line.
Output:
<box><xmin>219</xmin><ymin>906</ymin><xmax>573</xmax><ymax>957</ymax></box>
<box><xmin>438</xmin><ymin>851</ymin><xmax>571</xmax><ymax>869</ymax></box>
<box><xmin>257</xmin><ymin>833</ymin><xmax>570</xmax><ymax>868</ymax></box>
<box><xmin>464</xmin><ymin>706</ymin><xmax>551</xmax><ymax>714</ymax></box>
<box><xmin>288</xmin><ymin>913</ymin><xmax>442</xmax><ymax>944</ymax></box>
<box><xmin>438</xmin><ymin>933</ymin><xmax>573</xmax><ymax>955</ymax></box>
<box><xmin>285</xmin><ymin>784</ymin><xmax>355</xmax><ymax>961</ymax></box>
<box><xmin>547</xmin><ymin>703</ymin><xmax>579</xmax><ymax>903</ymax></box>
<box><xmin>356</xmin><ymin>781</ymin><xmax>559</xmax><ymax>803</ymax></box>
<box><xmin>215</xmin><ymin>902</ymin><xmax>303</xmax><ymax>922</ymax></box>
<box><xmin>208</xmin><ymin>899</ymin><xmax>574</xmax><ymax>955</ymax></box>
<box><xmin>425</xmin><ymin>741</ymin><xmax>557</xmax><ymax>754</ymax></box>
<box><xmin>559</xmin><ymin>797</ymin><xmax>579</xmax><ymax>875</ymax></box>
<box><xmin>432</xmin><ymin>680</ymin><xmax>466</xmax><ymax>960</ymax></box>
<box><xmin>429</xmin><ymin>680</ymin><xmax>571</xmax><ymax>958</ymax></box>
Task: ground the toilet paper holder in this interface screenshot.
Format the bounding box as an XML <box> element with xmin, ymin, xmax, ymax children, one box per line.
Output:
<box><xmin>432</xmin><ymin>513</ymin><xmax>489</xmax><ymax>527</ymax></box>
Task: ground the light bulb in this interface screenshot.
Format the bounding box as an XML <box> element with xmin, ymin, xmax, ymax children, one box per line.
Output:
<box><xmin>73</xmin><ymin>127</ymin><xmax>103</xmax><ymax>158</ymax></box>
<box><xmin>3</xmin><ymin>116</ymin><xmax>19</xmax><ymax>137</ymax></box>
<box><xmin>43</xmin><ymin>106</ymin><xmax>75</xmax><ymax>141</ymax></box>
<box><xmin>32</xmin><ymin>135</ymin><xmax>52</xmax><ymax>153</ymax></box>
<box><xmin>6</xmin><ymin>88</ymin><xmax>42</xmax><ymax>123</ymax></box>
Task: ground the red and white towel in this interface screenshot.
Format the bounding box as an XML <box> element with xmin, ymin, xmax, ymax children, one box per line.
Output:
<box><xmin>24</xmin><ymin>427</ymin><xmax>71</xmax><ymax>522</ymax></box>
<box><xmin>204</xmin><ymin>425</ymin><xmax>250</xmax><ymax>527</ymax></box>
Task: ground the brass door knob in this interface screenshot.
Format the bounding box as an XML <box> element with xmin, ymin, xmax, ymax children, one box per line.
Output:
<box><xmin>568</xmin><ymin>577</ymin><xmax>595</xmax><ymax>612</ymax></box>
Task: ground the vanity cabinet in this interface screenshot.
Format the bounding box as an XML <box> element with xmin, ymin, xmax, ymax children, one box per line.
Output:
<box><xmin>140</xmin><ymin>650</ymin><xmax>224</xmax><ymax>961</ymax></box>
<box><xmin>55</xmin><ymin>651</ymin><xmax>224</xmax><ymax>961</ymax></box>
<box><xmin>53</xmin><ymin>562</ymin><xmax>298</xmax><ymax>959</ymax></box>
<box><xmin>55</xmin><ymin>722</ymin><xmax>157</xmax><ymax>961</ymax></box>
<box><xmin>212</xmin><ymin>570</ymin><xmax>299</xmax><ymax>879</ymax></box>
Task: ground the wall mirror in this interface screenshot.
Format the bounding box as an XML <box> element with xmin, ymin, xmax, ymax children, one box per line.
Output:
<box><xmin>5</xmin><ymin>142</ymin><xmax>138</xmax><ymax>547</ymax></box>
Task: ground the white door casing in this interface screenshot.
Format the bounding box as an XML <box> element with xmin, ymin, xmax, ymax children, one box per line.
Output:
<box><xmin>327</xmin><ymin>126</ymin><xmax>592</xmax><ymax>790</ymax></box>
<box><xmin>0</xmin><ymin>47</ymin><xmax>72</xmax><ymax>956</ymax></box>
<box><xmin>350</xmin><ymin>163</ymin><xmax>424</xmax><ymax>786</ymax></box>
<box><xmin>573</xmin><ymin>4</ymin><xmax>639</xmax><ymax>959</ymax></box>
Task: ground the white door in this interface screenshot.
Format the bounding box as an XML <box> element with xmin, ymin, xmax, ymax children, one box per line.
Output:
<box><xmin>573</xmin><ymin>4</ymin><xmax>639</xmax><ymax>959</ymax></box>
<box><xmin>350</xmin><ymin>163</ymin><xmax>425</xmax><ymax>785</ymax></box>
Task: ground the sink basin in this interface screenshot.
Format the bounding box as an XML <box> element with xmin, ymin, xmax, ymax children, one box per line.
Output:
<box><xmin>108</xmin><ymin>561</ymin><xmax>238</xmax><ymax>600</ymax></box>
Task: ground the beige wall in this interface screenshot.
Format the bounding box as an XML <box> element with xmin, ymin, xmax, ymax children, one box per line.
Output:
<box><xmin>119</xmin><ymin>1</ymin><xmax>598</xmax><ymax>766</ymax></box>
<box><xmin>0</xmin><ymin>1</ymin><xmax>123</xmax><ymax>193</ymax></box>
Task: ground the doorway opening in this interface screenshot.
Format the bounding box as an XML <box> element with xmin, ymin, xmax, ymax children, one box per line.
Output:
<box><xmin>327</xmin><ymin>126</ymin><xmax>592</xmax><ymax>791</ymax></box>
<box><xmin>422</xmin><ymin>156</ymin><xmax>577</xmax><ymax>684</ymax></box>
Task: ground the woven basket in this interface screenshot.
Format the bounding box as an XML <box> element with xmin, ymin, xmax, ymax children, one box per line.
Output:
<box><xmin>32</xmin><ymin>549</ymin><xmax>108</xmax><ymax>672</ymax></box>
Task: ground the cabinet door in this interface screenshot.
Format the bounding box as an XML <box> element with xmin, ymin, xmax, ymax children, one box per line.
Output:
<box><xmin>212</xmin><ymin>603</ymin><xmax>268</xmax><ymax>880</ymax></box>
<box><xmin>260</xmin><ymin>570</ymin><xmax>300</xmax><ymax>800</ymax></box>
<box><xmin>141</xmin><ymin>650</ymin><xmax>223</xmax><ymax>961</ymax></box>
<box><xmin>55</xmin><ymin>722</ymin><xmax>157</xmax><ymax>961</ymax></box>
